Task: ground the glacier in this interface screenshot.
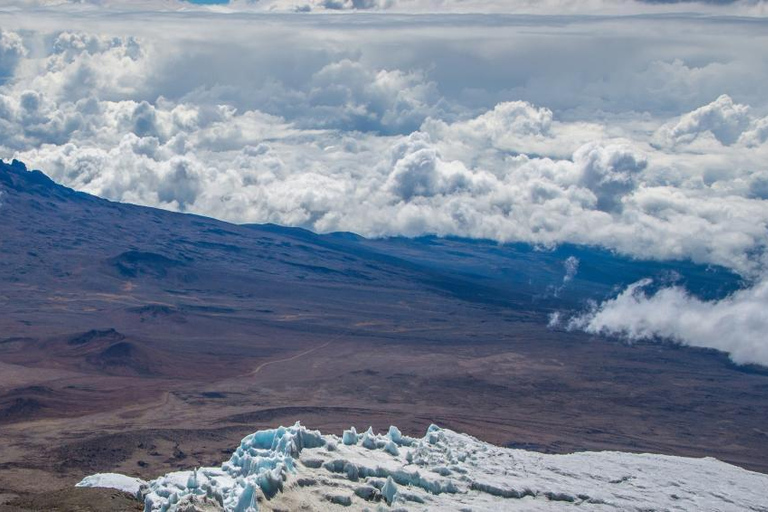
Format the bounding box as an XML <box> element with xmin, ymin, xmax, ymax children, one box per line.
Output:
<box><xmin>77</xmin><ymin>423</ymin><xmax>768</xmax><ymax>511</ymax></box>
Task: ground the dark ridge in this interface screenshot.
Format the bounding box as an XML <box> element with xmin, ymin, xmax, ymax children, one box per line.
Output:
<box><xmin>0</xmin><ymin>159</ymin><xmax>92</xmax><ymax>202</ymax></box>
<box><xmin>86</xmin><ymin>342</ymin><xmax>153</xmax><ymax>376</ymax></box>
<box><xmin>11</xmin><ymin>385</ymin><xmax>54</xmax><ymax>395</ymax></box>
<box><xmin>68</xmin><ymin>328</ymin><xmax>125</xmax><ymax>346</ymax></box>
<box><xmin>201</xmin><ymin>392</ymin><xmax>227</xmax><ymax>399</ymax></box>
<box><xmin>729</xmin><ymin>362</ymin><xmax>768</xmax><ymax>377</ymax></box>
<box><xmin>203</xmin><ymin>227</ymin><xmax>243</xmax><ymax>238</ymax></box>
<box><xmin>188</xmin><ymin>240</ymin><xmax>243</xmax><ymax>253</ymax></box>
<box><xmin>180</xmin><ymin>304</ymin><xmax>236</xmax><ymax>314</ymax></box>
<box><xmin>0</xmin><ymin>336</ymin><xmax>35</xmax><ymax>345</ymax></box>
<box><xmin>100</xmin><ymin>341</ymin><xmax>136</xmax><ymax>359</ymax></box>
<box><xmin>129</xmin><ymin>304</ymin><xmax>179</xmax><ymax>317</ymax></box>
<box><xmin>282</xmin><ymin>260</ymin><xmax>373</xmax><ymax>280</ymax></box>
<box><xmin>107</xmin><ymin>251</ymin><xmax>185</xmax><ymax>279</ymax></box>
<box><xmin>0</xmin><ymin>397</ymin><xmax>45</xmax><ymax>421</ymax></box>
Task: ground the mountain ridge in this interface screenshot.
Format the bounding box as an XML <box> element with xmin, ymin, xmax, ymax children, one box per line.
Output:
<box><xmin>0</xmin><ymin>158</ymin><xmax>742</xmax><ymax>308</ymax></box>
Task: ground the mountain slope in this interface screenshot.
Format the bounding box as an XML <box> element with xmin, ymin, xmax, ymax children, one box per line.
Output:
<box><xmin>1</xmin><ymin>158</ymin><xmax>768</xmax><ymax>509</ymax></box>
<box><xmin>0</xmin><ymin>158</ymin><xmax>740</xmax><ymax>329</ymax></box>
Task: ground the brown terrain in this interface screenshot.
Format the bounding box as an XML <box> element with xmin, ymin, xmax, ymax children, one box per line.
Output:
<box><xmin>1</xmin><ymin>159</ymin><xmax>767</xmax><ymax>511</ymax></box>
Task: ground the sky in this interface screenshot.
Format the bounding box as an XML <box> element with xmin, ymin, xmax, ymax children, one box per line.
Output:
<box><xmin>0</xmin><ymin>0</ymin><xmax>767</xmax><ymax>364</ymax></box>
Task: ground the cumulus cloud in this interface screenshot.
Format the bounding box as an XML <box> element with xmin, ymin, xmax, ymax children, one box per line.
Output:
<box><xmin>563</xmin><ymin>278</ymin><xmax>768</xmax><ymax>367</ymax></box>
<box><xmin>384</xmin><ymin>132</ymin><xmax>492</xmax><ymax>200</ymax></box>
<box><xmin>572</xmin><ymin>142</ymin><xmax>647</xmax><ymax>212</ymax></box>
<box><xmin>740</xmin><ymin>115</ymin><xmax>768</xmax><ymax>147</ymax></box>
<box><xmin>422</xmin><ymin>101</ymin><xmax>607</xmax><ymax>160</ymax></box>
<box><xmin>652</xmin><ymin>94</ymin><xmax>768</xmax><ymax>154</ymax></box>
<box><xmin>292</xmin><ymin>60</ymin><xmax>450</xmax><ymax>134</ymax></box>
<box><xmin>655</xmin><ymin>94</ymin><xmax>753</xmax><ymax>147</ymax></box>
<box><xmin>290</xmin><ymin>0</ymin><xmax>394</xmax><ymax>10</ymax></box>
<box><xmin>0</xmin><ymin>30</ymin><xmax>25</xmax><ymax>83</ymax></box>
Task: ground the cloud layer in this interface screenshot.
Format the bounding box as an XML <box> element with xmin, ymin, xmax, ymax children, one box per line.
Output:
<box><xmin>5</xmin><ymin>0</ymin><xmax>767</xmax><ymax>13</ymax></box>
<box><xmin>0</xmin><ymin>2</ymin><xmax>767</xmax><ymax>364</ymax></box>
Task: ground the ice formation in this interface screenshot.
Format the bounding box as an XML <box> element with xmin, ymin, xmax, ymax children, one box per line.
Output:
<box><xmin>78</xmin><ymin>423</ymin><xmax>768</xmax><ymax>511</ymax></box>
<box><xmin>76</xmin><ymin>473</ymin><xmax>145</xmax><ymax>496</ymax></box>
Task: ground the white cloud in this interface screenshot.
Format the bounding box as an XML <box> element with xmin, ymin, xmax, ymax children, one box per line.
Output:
<box><xmin>0</xmin><ymin>29</ymin><xmax>25</xmax><ymax>83</ymax></box>
<box><xmin>565</xmin><ymin>278</ymin><xmax>768</xmax><ymax>367</ymax></box>
<box><xmin>740</xmin><ymin>115</ymin><xmax>768</xmax><ymax>147</ymax></box>
<box><xmin>563</xmin><ymin>256</ymin><xmax>579</xmax><ymax>284</ymax></box>
<box><xmin>655</xmin><ymin>94</ymin><xmax>753</xmax><ymax>147</ymax></box>
<box><xmin>572</xmin><ymin>142</ymin><xmax>648</xmax><ymax>213</ymax></box>
<box><xmin>293</xmin><ymin>59</ymin><xmax>450</xmax><ymax>134</ymax></box>
<box><xmin>422</xmin><ymin>101</ymin><xmax>606</xmax><ymax>160</ymax></box>
<box><xmin>550</xmin><ymin>255</ymin><xmax>580</xmax><ymax>297</ymax></box>
<box><xmin>384</xmin><ymin>132</ymin><xmax>493</xmax><ymax>200</ymax></box>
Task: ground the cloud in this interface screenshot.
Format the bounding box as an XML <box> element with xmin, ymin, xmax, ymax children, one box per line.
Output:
<box><xmin>226</xmin><ymin>0</ymin><xmax>768</xmax><ymax>14</ymax></box>
<box><xmin>549</xmin><ymin>255</ymin><xmax>580</xmax><ymax>297</ymax></box>
<box><xmin>384</xmin><ymin>132</ymin><xmax>492</xmax><ymax>200</ymax></box>
<box><xmin>421</xmin><ymin>101</ymin><xmax>607</xmax><ymax>160</ymax></box>
<box><xmin>294</xmin><ymin>0</ymin><xmax>394</xmax><ymax>10</ymax></box>
<box><xmin>564</xmin><ymin>278</ymin><xmax>768</xmax><ymax>367</ymax></box>
<box><xmin>0</xmin><ymin>30</ymin><xmax>26</xmax><ymax>84</ymax></box>
<box><xmin>572</xmin><ymin>142</ymin><xmax>648</xmax><ymax>213</ymax></box>
<box><xmin>563</xmin><ymin>256</ymin><xmax>579</xmax><ymax>284</ymax></box>
<box><xmin>294</xmin><ymin>59</ymin><xmax>450</xmax><ymax>134</ymax></box>
<box><xmin>655</xmin><ymin>94</ymin><xmax>753</xmax><ymax>147</ymax></box>
<box><xmin>740</xmin><ymin>115</ymin><xmax>768</xmax><ymax>147</ymax></box>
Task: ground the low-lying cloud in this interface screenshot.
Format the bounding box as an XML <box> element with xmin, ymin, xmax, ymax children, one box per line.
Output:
<box><xmin>564</xmin><ymin>278</ymin><xmax>768</xmax><ymax>366</ymax></box>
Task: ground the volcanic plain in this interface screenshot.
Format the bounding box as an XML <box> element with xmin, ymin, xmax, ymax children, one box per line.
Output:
<box><xmin>1</xmin><ymin>160</ymin><xmax>766</xmax><ymax>510</ymax></box>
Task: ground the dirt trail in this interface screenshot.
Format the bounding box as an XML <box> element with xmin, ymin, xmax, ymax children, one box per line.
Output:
<box><xmin>249</xmin><ymin>341</ymin><xmax>332</xmax><ymax>376</ymax></box>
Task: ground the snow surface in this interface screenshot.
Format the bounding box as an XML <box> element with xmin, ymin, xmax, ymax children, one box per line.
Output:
<box><xmin>76</xmin><ymin>472</ymin><xmax>146</xmax><ymax>496</ymax></box>
<box><xmin>77</xmin><ymin>423</ymin><xmax>768</xmax><ymax>511</ymax></box>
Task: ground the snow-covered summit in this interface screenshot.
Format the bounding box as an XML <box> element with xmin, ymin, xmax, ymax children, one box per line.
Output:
<box><xmin>77</xmin><ymin>423</ymin><xmax>768</xmax><ymax>511</ymax></box>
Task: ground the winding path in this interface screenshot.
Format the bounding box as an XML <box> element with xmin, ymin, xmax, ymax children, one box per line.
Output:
<box><xmin>249</xmin><ymin>341</ymin><xmax>332</xmax><ymax>377</ymax></box>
